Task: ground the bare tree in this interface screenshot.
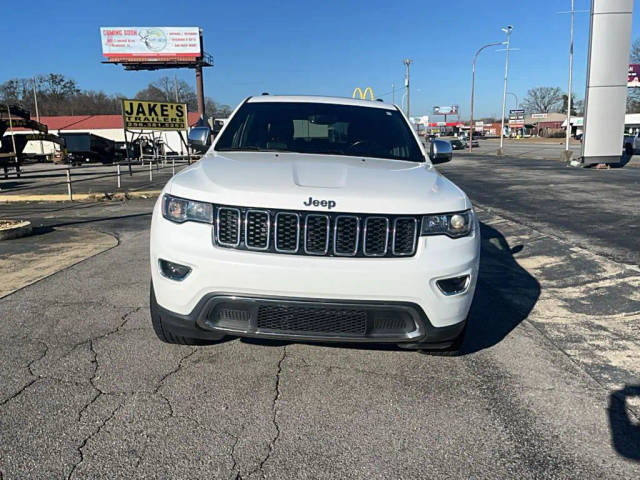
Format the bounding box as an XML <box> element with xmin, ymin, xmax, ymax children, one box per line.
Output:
<box><xmin>521</xmin><ymin>87</ymin><xmax>563</xmax><ymax>113</ymax></box>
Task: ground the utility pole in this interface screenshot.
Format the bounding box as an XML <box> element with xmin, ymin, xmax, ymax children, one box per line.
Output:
<box><xmin>174</xmin><ymin>74</ymin><xmax>179</xmax><ymax>103</ymax></box>
<box><xmin>32</xmin><ymin>77</ymin><xmax>44</xmax><ymax>155</ymax></box>
<box><xmin>403</xmin><ymin>59</ymin><xmax>413</xmax><ymax>117</ymax></box>
<box><xmin>498</xmin><ymin>25</ymin><xmax>513</xmax><ymax>156</ymax></box>
<box><xmin>392</xmin><ymin>82</ymin><xmax>395</xmax><ymax>105</ymax></box>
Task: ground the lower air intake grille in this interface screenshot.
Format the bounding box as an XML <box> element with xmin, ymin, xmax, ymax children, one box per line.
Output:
<box><xmin>256</xmin><ymin>305</ymin><xmax>368</xmax><ymax>335</ymax></box>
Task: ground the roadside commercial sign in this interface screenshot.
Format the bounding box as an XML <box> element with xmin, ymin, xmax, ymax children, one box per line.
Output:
<box><xmin>474</xmin><ymin>121</ymin><xmax>484</xmax><ymax>128</ymax></box>
<box><xmin>628</xmin><ymin>64</ymin><xmax>640</xmax><ymax>87</ymax></box>
<box><xmin>508</xmin><ymin>109</ymin><xmax>525</xmax><ymax>127</ymax></box>
<box><xmin>121</xmin><ymin>99</ymin><xmax>188</xmax><ymax>130</ymax></box>
<box><xmin>100</xmin><ymin>27</ymin><xmax>201</xmax><ymax>59</ymax></box>
<box><xmin>531</xmin><ymin>113</ymin><xmax>548</xmax><ymax>119</ymax></box>
<box><xmin>433</xmin><ymin>105</ymin><xmax>459</xmax><ymax>115</ymax></box>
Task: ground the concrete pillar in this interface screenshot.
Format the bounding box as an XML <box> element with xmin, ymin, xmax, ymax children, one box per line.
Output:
<box><xmin>580</xmin><ymin>0</ymin><xmax>634</xmax><ymax>166</ymax></box>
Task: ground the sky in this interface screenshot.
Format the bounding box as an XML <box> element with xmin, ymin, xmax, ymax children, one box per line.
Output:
<box><xmin>3</xmin><ymin>0</ymin><xmax>640</xmax><ymax>119</ymax></box>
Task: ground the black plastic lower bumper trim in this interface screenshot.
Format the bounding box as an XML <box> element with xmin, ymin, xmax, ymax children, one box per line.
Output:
<box><xmin>153</xmin><ymin>289</ymin><xmax>466</xmax><ymax>345</ymax></box>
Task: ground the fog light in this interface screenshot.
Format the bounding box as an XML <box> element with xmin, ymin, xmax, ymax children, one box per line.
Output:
<box><xmin>436</xmin><ymin>275</ymin><xmax>470</xmax><ymax>296</ymax></box>
<box><xmin>159</xmin><ymin>259</ymin><xmax>192</xmax><ymax>281</ymax></box>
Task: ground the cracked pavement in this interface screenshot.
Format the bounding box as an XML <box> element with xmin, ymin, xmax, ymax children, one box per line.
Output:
<box><xmin>1</xmin><ymin>154</ymin><xmax>640</xmax><ymax>478</ymax></box>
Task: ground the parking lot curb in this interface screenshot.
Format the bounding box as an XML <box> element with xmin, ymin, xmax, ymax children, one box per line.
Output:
<box><xmin>0</xmin><ymin>190</ymin><xmax>162</xmax><ymax>203</ymax></box>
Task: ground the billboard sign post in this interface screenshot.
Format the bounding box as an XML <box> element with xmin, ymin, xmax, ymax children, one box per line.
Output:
<box><xmin>101</xmin><ymin>27</ymin><xmax>212</xmax><ymax>118</ymax></box>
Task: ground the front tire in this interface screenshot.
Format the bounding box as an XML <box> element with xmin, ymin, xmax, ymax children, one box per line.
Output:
<box><xmin>150</xmin><ymin>282</ymin><xmax>223</xmax><ymax>345</ymax></box>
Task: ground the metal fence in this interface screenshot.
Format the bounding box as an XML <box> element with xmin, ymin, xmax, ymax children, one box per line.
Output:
<box><xmin>0</xmin><ymin>155</ymin><xmax>199</xmax><ymax>200</ymax></box>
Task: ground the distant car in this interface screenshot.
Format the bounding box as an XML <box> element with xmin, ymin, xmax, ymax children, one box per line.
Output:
<box><xmin>450</xmin><ymin>139</ymin><xmax>467</xmax><ymax>150</ymax></box>
<box><xmin>623</xmin><ymin>134</ymin><xmax>637</xmax><ymax>155</ymax></box>
<box><xmin>453</xmin><ymin>138</ymin><xmax>478</xmax><ymax>149</ymax></box>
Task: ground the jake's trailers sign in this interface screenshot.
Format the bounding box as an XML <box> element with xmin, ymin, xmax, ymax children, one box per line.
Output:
<box><xmin>100</xmin><ymin>27</ymin><xmax>200</xmax><ymax>59</ymax></box>
<box><xmin>121</xmin><ymin>100</ymin><xmax>188</xmax><ymax>131</ymax></box>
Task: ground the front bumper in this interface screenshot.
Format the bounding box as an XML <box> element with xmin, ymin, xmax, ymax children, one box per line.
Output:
<box><xmin>153</xmin><ymin>290</ymin><xmax>467</xmax><ymax>346</ymax></box>
<box><xmin>150</xmin><ymin>198</ymin><xmax>480</xmax><ymax>334</ymax></box>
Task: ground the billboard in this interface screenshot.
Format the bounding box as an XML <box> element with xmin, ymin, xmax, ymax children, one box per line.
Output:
<box><xmin>508</xmin><ymin>109</ymin><xmax>525</xmax><ymax>127</ymax></box>
<box><xmin>433</xmin><ymin>105</ymin><xmax>459</xmax><ymax>115</ymax></box>
<box><xmin>628</xmin><ymin>64</ymin><xmax>640</xmax><ymax>86</ymax></box>
<box><xmin>121</xmin><ymin>99</ymin><xmax>188</xmax><ymax>131</ymax></box>
<box><xmin>100</xmin><ymin>27</ymin><xmax>200</xmax><ymax>59</ymax></box>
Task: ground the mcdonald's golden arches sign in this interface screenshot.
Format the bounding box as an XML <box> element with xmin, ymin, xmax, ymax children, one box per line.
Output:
<box><xmin>352</xmin><ymin>87</ymin><xmax>374</xmax><ymax>100</ymax></box>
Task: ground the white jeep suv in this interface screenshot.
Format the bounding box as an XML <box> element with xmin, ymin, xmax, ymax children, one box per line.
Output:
<box><xmin>150</xmin><ymin>95</ymin><xmax>480</xmax><ymax>353</ymax></box>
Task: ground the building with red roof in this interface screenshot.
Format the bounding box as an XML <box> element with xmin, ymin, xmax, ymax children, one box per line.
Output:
<box><xmin>4</xmin><ymin>113</ymin><xmax>202</xmax><ymax>156</ymax></box>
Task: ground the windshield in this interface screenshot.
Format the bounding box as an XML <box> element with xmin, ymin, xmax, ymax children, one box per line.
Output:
<box><xmin>214</xmin><ymin>101</ymin><xmax>424</xmax><ymax>162</ymax></box>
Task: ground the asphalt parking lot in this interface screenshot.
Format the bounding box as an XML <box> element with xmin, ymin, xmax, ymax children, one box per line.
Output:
<box><xmin>1</xmin><ymin>155</ymin><xmax>639</xmax><ymax>479</ymax></box>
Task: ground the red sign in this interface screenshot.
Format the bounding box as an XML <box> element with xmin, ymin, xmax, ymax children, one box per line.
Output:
<box><xmin>628</xmin><ymin>64</ymin><xmax>640</xmax><ymax>87</ymax></box>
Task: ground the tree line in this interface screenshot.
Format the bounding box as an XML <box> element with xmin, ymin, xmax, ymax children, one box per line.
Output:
<box><xmin>0</xmin><ymin>73</ymin><xmax>231</xmax><ymax>118</ymax></box>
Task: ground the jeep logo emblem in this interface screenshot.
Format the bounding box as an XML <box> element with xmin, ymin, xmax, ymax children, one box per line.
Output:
<box><xmin>303</xmin><ymin>196</ymin><xmax>336</xmax><ymax>210</ymax></box>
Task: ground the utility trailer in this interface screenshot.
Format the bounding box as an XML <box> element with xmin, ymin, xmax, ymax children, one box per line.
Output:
<box><xmin>58</xmin><ymin>132</ymin><xmax>116</xmax><ymax>165</ymax></box>
<box><xmin>0</xmin><ymin>105</ymin><xmax>62</xmax><ymax>177</ymax></box>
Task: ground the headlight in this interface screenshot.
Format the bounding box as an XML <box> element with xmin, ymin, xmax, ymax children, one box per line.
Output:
<box><xmin>162</xmin><ymin>194</ymin><xmax>213</xmax><ymax>224</ymax></box>
<box><xmin>420</xmin><ymin>210</ymin><xmax>473</xmax><ymax>238</ymax></box>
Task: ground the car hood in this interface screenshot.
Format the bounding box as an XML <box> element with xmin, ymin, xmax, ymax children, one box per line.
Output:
<box><xmin>168</xmin><ymin>151</ymin><xmax>470</xmax><ymax>214</ymax></box>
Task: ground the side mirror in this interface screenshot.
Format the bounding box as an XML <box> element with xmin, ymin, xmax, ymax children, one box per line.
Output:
<box><xmin>188</xmin><ymin>127</ymin><xmax>212</xmax><ymax>153</ymax></box>
<box><xmin>429</xmin><ymin>139</ymin><xmax>453</xmax><ymax>164</ymax></box>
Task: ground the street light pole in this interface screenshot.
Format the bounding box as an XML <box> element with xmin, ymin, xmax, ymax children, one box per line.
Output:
<box><xmin>469</xmin><ymin>41</ymin><xmax>504</xmax><ymax>152</ymax></box>
<box><xmin>507</xmin><ymin>92</ymin><xmax>518</xmax><ymax>109</ymax></box>
<box><xmin>498</xmin><ymin>25</ymin><xmax>513</xmax><ymax>155</ymax></box>
<box><xmin>565</xmin><ymin>0</ymin><xmax>575</xmax><ymax>155</ymax></box>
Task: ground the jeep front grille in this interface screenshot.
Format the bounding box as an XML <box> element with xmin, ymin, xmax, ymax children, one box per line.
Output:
<box><xmin>213</xmin><ymin>205</ymin><xmax>419</xmax><ymax>257</ymax></box>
